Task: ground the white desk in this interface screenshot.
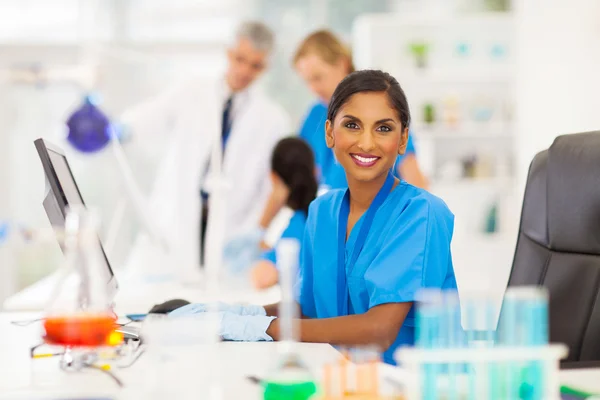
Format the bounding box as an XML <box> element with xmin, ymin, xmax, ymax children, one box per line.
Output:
<box><xmin>0</xmin><ymin>312</ymin><xmax>342</xmax><ymax>399</ymax></box>
<box><xmin>4</xmin><ymin>263</ymin><xmax>600</xmax><ymax>399</ymax></box>
<box><xmin>3</xmin><ymin>269</ymin><xmax>281</xmax><ymax>314</ymax></box>
<box><xmin>1</xmin><ymin>312</ymin><xmax>599</xmax><ymax>399</ymax></box>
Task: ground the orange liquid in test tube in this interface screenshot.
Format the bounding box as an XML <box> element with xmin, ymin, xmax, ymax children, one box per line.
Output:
<box><xmin>43</xmin><ymin>313</ymin><xmax>117</xmax><ymax>347</ymax></box>
<box><xmin>370</xmin><ymin>360</ymin><xmax>378</xmax><ymax>396</ymax></box>
<box><xmin>341</xmin><ymin>350</ymin><xmax>349</xmax><ymax>395</ymax></box>
<box><xmin>323</xmin><ymin>364</ymin><xmax>332</xmax><ymax>397</ymax></box>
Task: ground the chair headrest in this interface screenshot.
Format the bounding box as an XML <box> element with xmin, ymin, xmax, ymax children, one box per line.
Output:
<box><xmin>546</xmin><ymin>131</ymin><xmax>600</xmax><ymax>254</ymax></box>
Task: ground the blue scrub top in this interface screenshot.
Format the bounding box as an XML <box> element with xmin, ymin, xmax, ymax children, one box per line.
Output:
<box><xmin>298</xmin><ymin>182</ymin><xmax>457</xmax><ymax>365</ymax></box>
<box><xmin>299</xmin><ymin>102</ymin><xmax>417</xmax><ymax>190</ymax></box>
<box><xmin>260</xmin><ymin>210</ymin><xmax>307</xmax><ymax>266</ymax></box>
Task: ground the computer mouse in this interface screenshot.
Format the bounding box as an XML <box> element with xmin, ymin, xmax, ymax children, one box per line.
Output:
<box><xmin>148</xmin><ymin>298</ymin><xmax>191</xmax><ymax>314</ymax></box>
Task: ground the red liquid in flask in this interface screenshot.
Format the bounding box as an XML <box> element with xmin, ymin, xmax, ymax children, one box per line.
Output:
<box><xmin>43</xmin><ymin>313</ymin><xmax>116</xmax><ymax>347</ymax></box>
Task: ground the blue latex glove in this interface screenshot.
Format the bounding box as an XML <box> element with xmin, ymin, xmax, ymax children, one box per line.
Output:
<box><xmin>220</xmin><ymin>312</ymin><xmax>276</xmax><ymax>341</ymax></box>
<box><xmin>171</xmin><ymin>311</ymin><xmax>276</xmax><ymax>342</ymax></box>
<box><xmin>169</xmin><ymin>302</ymin><xmax>266</xmax><ymax>317</ymax></box>
<box><xmin>224</xmin><ymin>227</ymin><xmax>265</xmax><ymax>255</ymax></box>
<box><xmin>223</xmin><ymin>227</ymin><xmax>265</xmax><ymax>273</ymax></box>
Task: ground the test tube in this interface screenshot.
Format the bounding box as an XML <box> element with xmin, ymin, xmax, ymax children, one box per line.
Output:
<box><xmin>498</xmin><ymin>287</ymin><xmax>549</xmax><ymax>400</ymax></box>
<box><xmin>462</xmin><ymin>291</ymin><xmax>496</xmax><ymax>400</ymax></box>
<box><xmin>416</xmin><ymin>289</ymin><xmax>444</xmax><ymax>348</ymax></box>
<box><xmin>340</xmin><ymin>348</ymin><xmax>349</xmax><ymax>396</ymax></box>
<box><xmin>416</xmin><ymin>289</ymin><xmax>444</xmax><ymax>400</ymax></box>
<box><xmin>499</xmin><ymin>287</ymin><xmax>548</xmax><ymax>346</ymax></box>
<box><xmin>349</xmin><ymin>346</ymin><xmax>380</xmax><ymax>396</ymax></box>
<box><xmin>276</xmin><ymin>238</ymin><xmax>300</xmax><ymax>346</ymax></box>
<box><xmin>323</xmin><ymin>363</ymin><xmax>332</xmax><ymax>397</ymax></box>
<box><xmin>443</xmin><ymin>290</ymin><xmax>463</xmax><ymax>400</ymax></box>
<box><xmin>263</xmin><ymin>239</ymin><xmax>317</xmax><ymax>400</ymax></box>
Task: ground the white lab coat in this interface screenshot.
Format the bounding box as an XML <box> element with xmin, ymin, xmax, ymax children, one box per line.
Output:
<box><xmin>120</xmin><ymin>76</ymin><xmax>290</xmax><ymax>280</ymax></box>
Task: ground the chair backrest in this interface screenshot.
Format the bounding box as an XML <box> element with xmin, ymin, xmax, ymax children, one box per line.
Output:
<box><xmin>508</xmin><ymin>131</ymin><xmax>600</xmax><ymax>363</ymax></box>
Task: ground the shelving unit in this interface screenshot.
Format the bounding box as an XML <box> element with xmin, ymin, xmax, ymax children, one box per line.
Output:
<box><xmin>351</xmin><ymin>11</ymin><xmax>520</xmax><ymax>272</ymax></box>
<box><xmin>353</xmin><ymin>13</ymin><xmax>515</xmax><ymax>183</ymax></box>
<box><xmin>353</xmin><ymin>12</ymin><xmax>516</xmax><ymax>185</ymax></box>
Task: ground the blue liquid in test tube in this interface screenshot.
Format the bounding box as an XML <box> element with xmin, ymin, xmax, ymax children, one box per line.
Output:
<box><xmin>463</xmin><ymin>291</ymin><xmax>496</xmax><ymax>400</ymax></box>
<box><xmin>416</xmin><ymin>289</ymin><xmax>443</xmax><ymax>400</ymax></box>
<box><xmin>499</xmin><ymin>287</ymin><xmax>549</xmax><ymax>400</ymax></box>
<box><xmin>443</xmin><ymin>290</ymin><xmax>463</xmax><ymax>400</ymax></box>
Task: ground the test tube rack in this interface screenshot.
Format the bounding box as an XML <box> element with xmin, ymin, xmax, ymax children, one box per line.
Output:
<box><xmin>318</xmin><ymin>350</ymin><xmax>405</xmax><ymax>400</ymax></box>
<box><xmin>395</xmin><ymin>344</ymin><xmax>568</xmax><ymax>400</ymax></box>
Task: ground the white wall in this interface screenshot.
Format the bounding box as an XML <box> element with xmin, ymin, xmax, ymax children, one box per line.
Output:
<box><xmin>515</xmin><ymin>0</ymin><xmax>600</xmax><ymax>185</ymax></box>
<box><xmin>0</xmin><ymin>0</ymin><xmax>246</xmax><ymax>301</ymax></box>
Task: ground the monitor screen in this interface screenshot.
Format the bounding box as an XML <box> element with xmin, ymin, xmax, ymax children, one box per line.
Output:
<box><xmin>46</xmin><ymin>148</ymin><xmax>85</xmax><ymax>211</ymax></box>
<box><xmin>34</xmin><ymin>138</ymin><xmax>118</xmax><ymax>304</ymax></box>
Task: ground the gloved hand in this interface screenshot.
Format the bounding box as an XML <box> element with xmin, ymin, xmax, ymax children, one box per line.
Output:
<box><xmin>219</xmin><ymin>312</ymin><xmax>276</xmax><ymax>341</ymax></box>
<box><xmin>168</xmin><ymin>301</ymin><xmax>266</xmax><ymax>317</ymax></box>
<box><xmin>223</xmin><ymin>227</ymin><xmax>266</xmax><ymax>273</ymax></box>
<box><xmin>224</xmin><ymin>227</ymin><xmax>265</xmax><ymax>255</ymax></box>
<box><xmin>171</xmin><ymin>311</ymin><xmax>276</xmax><ymax>342</ymax></box>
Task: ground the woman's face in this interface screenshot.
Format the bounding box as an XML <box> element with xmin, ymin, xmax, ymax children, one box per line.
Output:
<box><xmin>325</xmin><ymin>91</ymin><xmax>408</xmax><ymax>183</ymax></box>
<box><xmin>295</xmin><ymin>53</ymin><xmax>348</xmax><ymax>104</ymax></box>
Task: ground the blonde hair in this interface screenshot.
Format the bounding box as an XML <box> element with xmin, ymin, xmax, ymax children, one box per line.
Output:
<box><xmin>293</xmin><ymin>30</ymin><xmax>355</xmax><ymax>73</ymax></box>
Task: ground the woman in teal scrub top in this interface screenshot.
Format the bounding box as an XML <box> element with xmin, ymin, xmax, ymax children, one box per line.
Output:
<box><xmin>266</xmin><ymin>70</ymin><xmax>456</xmax><ymax>364</ymax></box>
<box><xmin>172</xmin><ymin>70</ymin><xmax>457</xmax><ymax>365</ymax></box>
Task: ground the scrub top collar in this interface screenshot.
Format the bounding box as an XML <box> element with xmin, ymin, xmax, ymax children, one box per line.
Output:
<box><xmin>336</xmin><ymin>171</ymin><xmax>397</xmax><ymax>315</ymax></box>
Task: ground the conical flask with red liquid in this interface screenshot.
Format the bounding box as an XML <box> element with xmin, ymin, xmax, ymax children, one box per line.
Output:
<box><xmin>43</xmin><ymin>206</ymin><xmax>120</xmax><ymax>348</ymax></box>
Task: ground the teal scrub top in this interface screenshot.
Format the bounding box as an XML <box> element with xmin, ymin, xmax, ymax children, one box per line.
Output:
<box><xmin>297</xmin><ymin>181</ymin><xmax>457</xmax><ymax>365</ymax></box>
<box><xmin>299</xmin><ymin>102</ymin><xmax>417</xmax><ymax>190</ymax></box>
<box><xmin>260</xmin><ymin>210</ymin><xmax>307</xmax><ymax>267</ymax></box>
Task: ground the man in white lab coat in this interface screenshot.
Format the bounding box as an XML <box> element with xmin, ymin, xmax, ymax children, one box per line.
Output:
<box><xmin>120</xmin><ymin>22</ymin><xmax>290</xmax><ymax>279</ymax></box>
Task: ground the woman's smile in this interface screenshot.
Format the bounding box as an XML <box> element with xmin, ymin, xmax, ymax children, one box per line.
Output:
<box><xmin>350</xmin><ymin>153</ymin><xmax>381</xmax><ymax>168</ymax></box>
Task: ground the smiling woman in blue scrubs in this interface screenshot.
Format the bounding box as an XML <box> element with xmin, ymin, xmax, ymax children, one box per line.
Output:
<box><xmin>171</xmin><ymin>70</ymin><xmax>456</xmax><ymax>365</ymax></box>
<box><xmin>266</xmin><ymin>70</ymin><xmax>456</xmax><ymax>364</ymax></box>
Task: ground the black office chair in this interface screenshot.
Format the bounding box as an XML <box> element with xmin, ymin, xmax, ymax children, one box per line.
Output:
<box><xmin>507</xmin><ymin>131</ymin><xmax>600</xmax><ymax>366</ymax></box>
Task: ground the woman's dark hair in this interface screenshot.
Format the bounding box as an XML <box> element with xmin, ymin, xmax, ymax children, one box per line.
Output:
<box><xmin>327</xmin><ymin>69</ymin><xmax>411</xmax><ymax>130</ymax></box>
<box><xmin>271</xmin><ymin>137</ymin><xmax>318</xmax><ymax>215</ymax></box>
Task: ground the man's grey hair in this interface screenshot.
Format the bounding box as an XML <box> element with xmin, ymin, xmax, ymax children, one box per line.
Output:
<box><xmin>235</xmin><ymin>21</ymin><xmax>275</xmax><ymax>53</ymax></box>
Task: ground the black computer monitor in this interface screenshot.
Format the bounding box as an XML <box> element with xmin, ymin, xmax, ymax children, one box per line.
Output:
<box><xmin>34</xmin><ymin>138</ymin><xmax>118</xmax><ymax>304</ymax></box>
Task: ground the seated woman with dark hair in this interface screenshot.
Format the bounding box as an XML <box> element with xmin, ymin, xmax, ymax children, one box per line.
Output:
<box><xmin>249</xmin><ymin>137</ymin><xmax>318</xmax><ymax>289</ymax></box>
<box><xmin>226</xmin><ymin>137</ymin><xmax>318</xmax><ymax>289</ymax></box>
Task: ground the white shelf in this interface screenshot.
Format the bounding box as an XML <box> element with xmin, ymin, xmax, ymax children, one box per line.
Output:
<box><xmin>432</xmin><ymin>176</ymin><xmax>514</xmax><ymax>186</ymax></box>
<box><xmin>395</xmin><ymin>68</ymin><xmax>514</xmax><ymax>85</ymax></box>
<box><xmin>413</xmin><ymin>122</ymin><xmax>513</xmax><ymax>139</ymax></box>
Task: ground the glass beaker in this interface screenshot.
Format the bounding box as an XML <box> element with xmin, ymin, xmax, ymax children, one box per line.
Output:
<box><xmin>43</xmin><ymin>206</ymin><xmax>119</xmax><ymax>348</ymax></box>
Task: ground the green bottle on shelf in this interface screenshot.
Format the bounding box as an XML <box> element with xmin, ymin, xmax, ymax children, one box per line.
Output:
<box><xmin>485</xmin><ymin>201</ymin><xmax>498</xmax><ymax>234</ymax></box>
<box><xmin>424</xmin><ymin>103</ymin><xmax>436</xmax><ymax>124</ymax></box>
